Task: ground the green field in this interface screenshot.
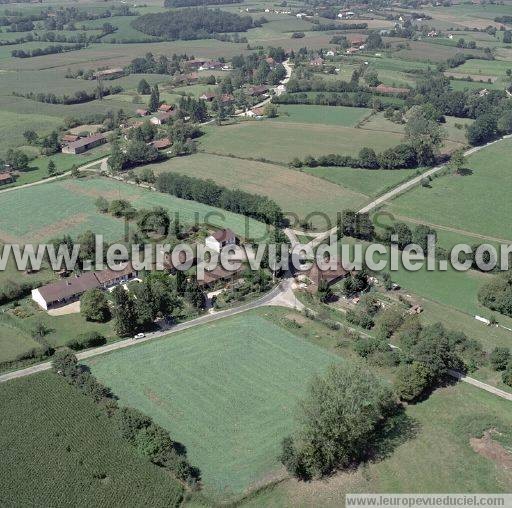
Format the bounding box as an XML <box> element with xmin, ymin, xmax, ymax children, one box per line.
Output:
<box><xmin>136</xmin><ymin>153</ymin><xmax>371</xmax><ymax>227</ymax></box>
<box><xmin>236</xmin><ymin>382</ymin><xmax>512</xmax><ymax>507</ymax></box>
<box><xmin>0</xmin><ymin>372</ymin><xmax>183</xmax><ymax>507</ymax></box>
<box><xmin>201</xmin><ymin>119</ymin><xmax>403</xmax><ymax>164</ymax></box>
<box><xmin>0</xmin><ymin>176</ymin><xmax>267</xmax><ymax>243</ymax></box>
<box><xmin>275</xmin><ymin>105</ymin><xmax>372</xmax><ymax>127</ymax></box>
<box><xmin>88</xmin><ymin>311</ymin><xmax>339</xmax><ymax>502</ymax></box>
<box><xmin>385</xmin><ymin>139</ymin><xmax>512</xmax><ymax>241</ymax></box>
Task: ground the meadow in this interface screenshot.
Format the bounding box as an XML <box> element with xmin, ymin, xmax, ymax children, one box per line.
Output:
<box><xmin>200</xmin><ymin>118</ymin><xmax>403</xmax><ymax>163</ymax></box>
<box><xmin>384</xmin><ymin>138</ymin><xmax>512</xmax><ymax>242</ymax></box>
<box><xmin>0</xmin><ymin>176</ymin><xmax>268</xmax><ymax>244</ymax></box>
<box><xmin>0</xmin><ymin>372</ymin><xmax>184</xmax><ymax>507</ymax></box>
<box><xmin>87</xmin><ymin>311</ymin><xmax>340</xmax><ymax>502</ymax></box>
<box><xmin>235</xmin><ymin>381</ymin><xmax>512</xmax><ymax>507</ymax></box>
<box><xmin>275</xmin><ymin>104</ymin><xmax>372</xmax><ymax>127</ymax></box>
<box><xmin>137</xmin><ymin>153</ymin><xmax>370</xmax><ymax>227</ymax></box>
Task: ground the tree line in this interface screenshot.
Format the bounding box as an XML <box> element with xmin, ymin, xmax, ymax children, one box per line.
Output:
<box><xmin>155</xmin><ymin>172</ymin><xmax>284</xmax><ymax>227</ymax></box>
<box><xmin>52</xmin><ymin>350</ymin><xmax>200</xmax><ymax>486</ymax></box>
<box><xmin>11</xmin><ymin>43</ymin><xmax>85</xmax><ymax>58</ymax></box>
<box><xmin>13</xmin><ymin>84</ymin><xmax>122</xmax><ymax>104</ymax></box>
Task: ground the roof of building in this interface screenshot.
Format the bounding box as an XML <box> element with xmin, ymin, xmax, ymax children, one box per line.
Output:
<box><xmin>37</xmin><ymin>272</ymin><xmax>100</xmax><ymax>302</ymax></box>
<box><xmin>197</xmin><ymin>265</ymin><xmax>244</xmax><ymax>286</ymax></box>
<box><xmin>248</xmin><ymin>84</ymin><xmax>269</xmax><ymax>95</ymax></box>
<box><xmin>93</xmin><ymin>67</ymin><xmax>124</xmax><ymax>78</ymax></box>
<box><xmin>251</xmin><ymin>106</ymin><xmax>266</xmax><ymax>116</ymax></box>
<box><xmin>153</xmin><ymin>110</ymin><xmax>177</xmax><ymax>121</ymax></box>
<box><xmin>62</xmin><ymin>134</ymin><xmax>80</xmax><ymax>143</ymax></box>
<box><xmin>158</xmin><ymin>103</ymin><xmax>173</xmax><ymax>112</ymax></box>
<box><xmin>150</xmin><ymin>137</ymin><xmax>171</xmax><ymax>149</ymax></box>
<box><xmin>0</xmin><ymin>172</ymin><xmax>13</xmax><ymax>182</ymax></box>
<box><xmin>212</xmin><ymin>228</ymin><xmax>236</xmax><ymax>242</ymax></box>
<box><xmin>307</xmin><ymin>261</ymin><xmax>349</xmax><ymax>287</ymax></box>
<box><xmin>94</xmin><ymin>261</ymin><xmax>136</xmax><ymax>285</ymax></box>
<box><xmin>65</xmin><ymin>133</ymin><xmax>105</xmax><ymax>150</ymax></box>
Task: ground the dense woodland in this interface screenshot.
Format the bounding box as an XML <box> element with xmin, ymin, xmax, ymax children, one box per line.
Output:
<box><xmin>132</xmin><ymin>8</ymin><xmax>257</xmax><ymax>40</ymax></box>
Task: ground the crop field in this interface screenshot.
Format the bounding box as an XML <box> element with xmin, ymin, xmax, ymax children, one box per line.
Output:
<box><xmin>87</xmin><ymin>311</ymin><xmax>339</xmax><ymax>502</ymax></box>
<box><xmin>237</xmin><ymin>381</ymin><xmax>512</xmax><ymax>507</ymax></box>
<box><xmin>0</xmin><ymin>372</ymin><xmax>183</xmax><ymax>507</ymax></box>
<box><xmin>275</xmin><ymin>105</ymin><xmax>372</xmax><ymax>127</ymax></box>
<box><xmin>384</xmin><ymin>138</ymin><xmax>512</xmax><ymax>242</ymax></box>
<box><xmin>0</xmin><ymin>177</ymin><xmax>267</xmax><ymax>244</ymax></box>
<box><xmin>200</xmin><ymin>120</ymin><xmax>403</xmax><ymax>163</ymax></box>
<box><xmin>0</xmin><ymin>319</ymin><xmax>39</xmax><ymax>364</ymax></box>
<box><xmin>136</xmin><ymin>153</ymin><xmax>370</xmax><ymax>227</ymax></box>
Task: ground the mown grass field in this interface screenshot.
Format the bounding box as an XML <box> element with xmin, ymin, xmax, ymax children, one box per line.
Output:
<box><xmin>235</xmin><ymin>381</ymin><xmax>512</xmax><ymax>507</ymax></box>
<box><xmin>201</xmin><ymin>119</ymin><xmax>403</xmax><ymax>163</ymax></box>
<box><xmin>0</xmin><ymin>176</ymin><xmax>267</xmax><ymax>244</ymax></box>
<box><xmin>303</xmin><ymin>165</ymin><xmax>422</xmax><ymax>198</ymax></box>
<box><xmin>275</xmin><ymin>105</ymin><xmax>372</xmax><ymax>127</ymax></box>
<box><xmin>87</xmin><ymin>311</ymin><xmax>340</xmax><ymax>502</ymax></box>
<box><xmin>0</xmin><ymin>372</ymin><xmax>183</xmax><ymax>507</ymax></box>
<box><xmin>137</xmin><ymin>153</ymin><xmax>370</xmax><ymax>228</ymax></box>
<box><xmin>385</xmin><ymin>138</ymin><xmax>512</xmax><ymax>241</ymax></box>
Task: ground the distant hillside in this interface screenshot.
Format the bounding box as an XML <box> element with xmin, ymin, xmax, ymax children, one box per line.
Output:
<box><xmin>132</xmin><ymin>8</ymin><xmax>255</xmax><ymax>40</ymax></box>
<box><xmin>164</xmin><ymin>0</ymin><xmax>242</xmax><ymax>7</ymax></box>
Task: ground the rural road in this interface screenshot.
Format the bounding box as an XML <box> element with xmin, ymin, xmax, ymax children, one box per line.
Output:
<box><xmin>0</xmin><ymin>278</ymin><xmax>299</xmax><ymax>384</ymax></box>
<box><xmin>295</xmin><ymin>133</ymin><xmax>512</xmax><ymax>250</ymax></box>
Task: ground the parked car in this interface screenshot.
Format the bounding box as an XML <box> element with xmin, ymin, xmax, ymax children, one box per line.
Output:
<box><xmin>134</xmin><ymin>333</ymin><xmax>145</xmax><ymax>339</ymax></box>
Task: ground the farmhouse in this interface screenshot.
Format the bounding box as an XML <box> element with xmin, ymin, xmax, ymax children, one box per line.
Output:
<box><xmin>197</xmin><ymin>264</ymin><xmax>244</xmax><ymax>288</ymax></box>
<box><xmin>158</xmin><ymin>103</ymin><xmax>174</xmax><ymax>112</ymax></box>
<box><xmin>61</xmin><ymin>133</ymin><xmax>106</xmax><ymax>154</ymax></box>
<box><xmin>306</xmin><ymin>261</ymin><xmax>349</xmax><ymax>292</ymax></box>
<box><xmin>310</xmin><ymin>57</ymin><xmax>324</xmax><ymax>67</ymax></box>
<box><xmin>248</xmin><ymin>85</ymin><xmax>269</xmax><ymax>97</ymax></box>
<box><xmin>205</xmin><ymin>228</ymin><xmax>236</xmax><ymax>252</ymax></box>
<box><xmin>244</xmin><ymin>106</ymin><xmax>266</xmax><ymax>118</ymax></box>
<box><xmin>32</xmin><ymin>272</ymin><xmax>100</xmax><ymax>310</ymax></box>
<box><xmin>94</xmin><ymin>262</ymin><xmax>137</xmax><ymax>289</ymax></box>
<box><xmin>61</xmin><ymin>133</ymin><xmax>80</xmax><ymax>144</ymax></box>
<box><xmin>32</xmin><ymin>262</ymin><xmax>137</xmax><ymax>310</ymax></box>
<box><xmin>150</xmin><ymin>111</ymin><xmax>176</xmax><ymax>125</ymax></box>
<box><xmin>0</xmin><ymin>171</ymin><xmax>14</xmax><ymax>185</ymax></box>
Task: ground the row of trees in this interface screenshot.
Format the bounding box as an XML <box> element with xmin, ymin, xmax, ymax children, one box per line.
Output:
<box><xmin>52</xmin><ymin>350</ymin><xmax>200</xmax><ymax>485</ymax></box>
<box><xmin>11</xmin><ymin>42</ymin><xmax>85</xmax><ymax>58</ymax></box>
<box><xmin>14</xmin><ymin>84</ymin><xmax>122</xmax><ymax>105</ymax></box>
<box><xmin>156</xmin><ymin>172</ymin><xmax>284</xmax><ymax>227</ymax></box>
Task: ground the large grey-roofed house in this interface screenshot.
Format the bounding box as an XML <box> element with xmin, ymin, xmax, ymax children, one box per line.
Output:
<box><xmin>61</xmin><ymin>133</ymin><xmax>106</xmax><ymax>154</ymax></box>
<box><xmin>32</xmin><ymin>262</ymin><xmax>137</xmax><ymax>310</ymax></box>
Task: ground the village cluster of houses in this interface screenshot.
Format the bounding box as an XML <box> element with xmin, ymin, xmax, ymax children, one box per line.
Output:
<box><xmin>31</xmin><ymin>228</ymin><xmax>241</xmax><ymax>311</ymax></box>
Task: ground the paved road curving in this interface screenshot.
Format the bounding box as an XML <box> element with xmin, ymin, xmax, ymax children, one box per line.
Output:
<box><xmin>0</xmin><ymin>280</ymin><xmax>298</xmax><ymax>384</ymax></box>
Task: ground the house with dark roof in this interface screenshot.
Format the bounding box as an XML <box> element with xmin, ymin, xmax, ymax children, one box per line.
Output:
<box><xmin>205</xmin><ymin>228</ymin><xmax>236</xmax><ymax>252</ymax></box>
<box><xmin>0</xmin><ymin>171</ymin><xmax>14</xmax><ymax>185</ymax></box>
<box><xmin>150</xmin><ymin>110</ymin><xmax>177</xmax><ymax>125</ymax></box>
<box><xmin>306</xmin><ymin>261</ymin><xmax>349</xmax><ymax>292</ymax></box>
<box><xmin>61</xmin><ymin>133</ymin><xmax>106</xmax><ymax>154</ymax></box>
<box><xmin>150</xmin><ymin>137</ymin><xmax>171</xmax><ymax>150</ymax></box>
<box><xmin>32</xmin><ymin>263</ymin><xmax>137</xmax><ymax>310</ymax></box>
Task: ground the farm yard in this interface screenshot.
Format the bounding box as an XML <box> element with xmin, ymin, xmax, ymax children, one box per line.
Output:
<box><xmin>0</xmin><ymin>372</ymin><xmax>184</xmax><ymax>507</ymax></box>
<box><xmin>87</xmin><ymin>311</ymin><xmax>339</xmax><ymax>502</ymax></box>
